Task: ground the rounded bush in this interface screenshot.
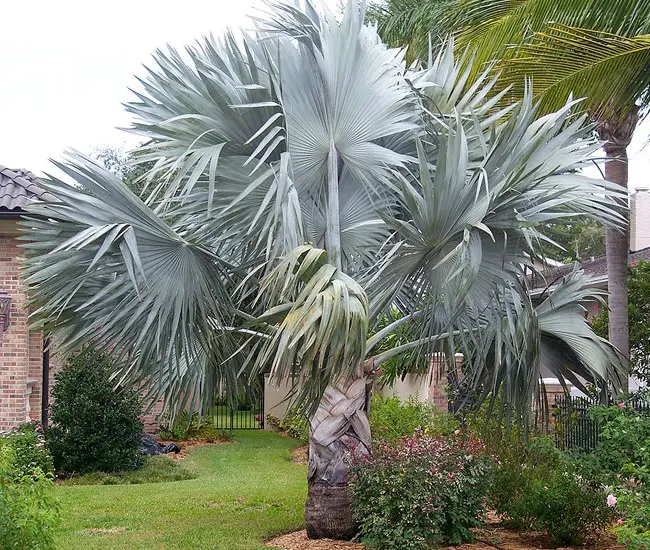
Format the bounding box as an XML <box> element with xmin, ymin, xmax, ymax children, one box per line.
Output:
<box><xmin>48</xmin><ymin>349</ymin><xmax>144</xmax><ymax>475</ymax></box>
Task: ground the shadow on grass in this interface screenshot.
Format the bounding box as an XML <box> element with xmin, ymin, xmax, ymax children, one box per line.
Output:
<box><xmin>59</xmin><ymin>455</ymin><xmax>196</xmax><ymax>486</ymax></box>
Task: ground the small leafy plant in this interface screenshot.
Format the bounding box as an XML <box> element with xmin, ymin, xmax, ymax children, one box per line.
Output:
<box><xmin>0</xmin><ymin>422</ymin><xmax>53</xmax><ymax>481</ymax></box>
<box><xmin>0</xmin><ymin>433</ymin><xmax>59</xmax><ymax>549</ymax></box>
<box><xmin>350</xmin><ymin>431</ymin><xmax>491</xmax><ymax>549</ymax></box>
<box><xmin>159</xmin><ymin>411</ymin><xmax>234</xmax><ymax>442</ymax></box>
<box><xmin>368</xmin><ymin>394</ymin><xmax>459</xmax><ymax>444</ymax></box>
<box><xmin>265</xmin><ymin>409</ymin><xmax>309</xmax><ymax>443</ymax></box>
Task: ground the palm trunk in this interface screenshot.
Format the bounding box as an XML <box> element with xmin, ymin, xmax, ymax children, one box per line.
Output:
<box><xmin>305</xmin><ymin>374</ymin><xmax>371</xmax><ymax>540</ymax></box>
<box><xmin>597</xmin><ymin>110</ymin><xmax>638</xmax><ymax>393</ymax></box>
<box><xmin>603</xmin><ymin>150</ymin><xmax>630</xmax><ymax>362</ymax></box>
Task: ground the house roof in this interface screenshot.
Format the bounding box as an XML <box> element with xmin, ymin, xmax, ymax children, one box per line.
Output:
<box><xmin>531</xmin><ymin>246</ymin><xmax>650</xmax><ymax>289</ymax></box>
<box><xmin>0</xmin><ymin>166</ymin><xmax>54</xmax><ymax>212</ymax></box>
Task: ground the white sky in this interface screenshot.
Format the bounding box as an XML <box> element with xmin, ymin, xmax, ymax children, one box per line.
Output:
<box><xmin>1</xmin><ymin>0</ymin><xmax>650</xmax><ymax>191</ymax></box>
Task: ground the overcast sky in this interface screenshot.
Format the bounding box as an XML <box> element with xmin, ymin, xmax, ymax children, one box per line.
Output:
<box><xmin>2</xmin><ymin>0</ymin><xmax>649</xmax><ymax>191</ymax></box>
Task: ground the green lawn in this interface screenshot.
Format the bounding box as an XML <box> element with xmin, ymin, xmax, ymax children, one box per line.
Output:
<box><xmin>55</xmin><ymin>431</ymin><xmax>306</xmax><ymax>549</ymax></box>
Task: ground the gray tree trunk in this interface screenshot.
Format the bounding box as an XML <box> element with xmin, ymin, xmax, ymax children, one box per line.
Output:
<box><xmin>597</xmin><ymin>110</ymin><xmax>639</xmax><ymax>393</ymax></box>
<box><xmin>305</xmin><ymin>374</ymin><xmax>371</xmax><ymax>540</ymax></box>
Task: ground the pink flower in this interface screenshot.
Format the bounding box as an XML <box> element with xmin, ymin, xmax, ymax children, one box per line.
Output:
<box><xmin>454</xmin><ymin>429</ymin><xmax>461</xmax><ymax>435</ymax></box>
<box><xmin>607</xmin><ymin>494</ymin><xmax>617</xmax><ymax>507</ymax></box>
<box><xmin>618</xmin><ymin>402</ymin><xmax>625</xmax><ymax>409</ymax></box>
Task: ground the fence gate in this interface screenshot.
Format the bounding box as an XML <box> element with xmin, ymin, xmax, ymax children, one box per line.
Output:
<box><xmin>213</xmin><ymin>383</ymin><xmax>264</xmax><ymax>430</ymax></box>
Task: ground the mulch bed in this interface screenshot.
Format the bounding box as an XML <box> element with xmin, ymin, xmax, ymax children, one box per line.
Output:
<box><xmin>290</xmin><ymin>445</ymin><xmax>309</xmax><ymax>465</ymax></box>
<box><xmin>158</xmin><ymin>439</ymin><xmax>234</xmax><ymax>461</ymax></box>
<box><xmin>267</xmin><ymin>518</ymin><xmax>625</xmax><ymax>550</ymax></box>
<box><xmin>267</xmin><ymin>531</ymin><xmax>362</xmax><ymax>550</ymax></box>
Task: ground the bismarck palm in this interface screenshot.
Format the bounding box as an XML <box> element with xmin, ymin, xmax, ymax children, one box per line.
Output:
<box><xmin>24</xmin><ymin>1</ymin><xmax>626</xmax><ymax>539</ymax></box>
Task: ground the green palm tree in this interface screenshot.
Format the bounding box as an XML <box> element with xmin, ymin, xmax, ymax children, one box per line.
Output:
<box><xmin>24</xmin><ymin>1</ymin><xmax>626</xmax><ymax>539</ymax></box>
<box><xmin>372</xmin><ymin>0</ymin><xmax>650</xmax><ymax>385</ymax></box>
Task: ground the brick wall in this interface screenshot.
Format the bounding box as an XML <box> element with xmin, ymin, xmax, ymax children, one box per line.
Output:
<box><xmin>0</xmin><ymin>220</ymin><xmax>64</xmax><ymax>430</ymax></box>
<box><xmin>427</xmin><ymin>353</ymin><xmax>463</xmax><ymax>411</ymax></box>
<box><xmin>0</xmin><ymin>221</ymin><xmax>30</xmax><ymax>429</ymax></box>
<box><xmin>141</xmin><ymin>398</ymin><xmax>165</xmax><ymax>435</ymax></box>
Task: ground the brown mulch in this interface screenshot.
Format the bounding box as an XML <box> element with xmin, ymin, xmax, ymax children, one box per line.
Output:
<box><xmin>266</xmin><ymin>519</ymin><xmax>624</xmax><ymax>550</ymax></box>
<box><xmin>267</xmin><ymin>531</ymin><xmax>363</xmax><ymax>550</ymax></box>
<box><xmin>158</xmin><ymin>438</ymin><xmax>233</xmax><ymax>461</ymax></box>
<box><xmin>290</xmin><ymin>445</ymin><xmax>309</xmax><ymax>465</ymax></box>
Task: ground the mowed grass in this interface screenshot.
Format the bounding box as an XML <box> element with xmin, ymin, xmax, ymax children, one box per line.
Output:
<box><xmin>55</xmin><ymin>431</ymin><xmax>307</xmax><ymax>550</ymax></box>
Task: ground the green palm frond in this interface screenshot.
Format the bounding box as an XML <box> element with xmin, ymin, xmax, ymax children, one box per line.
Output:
<box><xmin>373</xmin><ymin>0</ymin><xmax>650</xmax><ymax>117</ymax></box>
<box><xmin>368</xmin><ymin>0</ymin><xmax>457</xmax><ymax>61</ymax></box>
<box><xmin>501</xmin><ymin>26</ymin><xmax>650</xmax><ymax>117</ymax></box>
<box><xmin>453</xmin><ymin>0</ymin><xmax>650</xmax><ymax>66</ymax></box>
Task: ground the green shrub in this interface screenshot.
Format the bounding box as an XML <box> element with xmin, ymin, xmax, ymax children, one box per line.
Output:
<box><xmin>48</xmin><ymin>349</ymin><xmax>144</xmax><ymax>475</ymax></box>
<box><xmin>368</xmin><ymin>394</ymin><xmax>459</xmax><ymax>444</ymax></box>
<box><xmin>159</xmin><ymin>411</ymin><xmax>234</xmax><ymax>442</ymax></box>
<box><xmin>265</xmin><ymin>409</ymin><xmax>309</xmax><ymax>443</ymax></box>
<box><xmin>588</xmin><ymin>404</ymin><xmax>650</xmax><ymax>548</ymax></box>
<box><xmin>0</xmin><ymin>422</ymin><xmax>53</xmax><ymax>481</ymax></box>
<box><xmin>0</xmin><ymin>444</ymin><xmax>59</xmax><ymax>550</ymax></box>
<box><xmin>509</xmin><ymin>469</ymin><xmax>614</xmax><ymax>545</ymax></box>
<box><xmin>489</xmin><ymin>436</ymin><xmax>562</xmax><ymax>518</ymax></box>
<box><xmin>492</xmin><ymin>437</ymin><xmax>614</xmax><ymax>545</ymax></box>
<box><xmin>350</xmin><ymin>431</ymin><xmax>491</xmax><ymax>549</ymax></box>
<box><xmin>589</xmin><ymin>404</ymin><xmax>650</xmax><ymax>483</ymax></box>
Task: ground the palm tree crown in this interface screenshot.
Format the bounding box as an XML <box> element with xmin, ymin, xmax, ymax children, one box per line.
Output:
<box><xmin>25</xmin><ymin>0</ymin><xmax>625</xmax><ymax>419</ymax></box>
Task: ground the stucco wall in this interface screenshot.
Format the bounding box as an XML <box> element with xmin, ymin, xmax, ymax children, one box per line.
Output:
<box><xmin>631</xmin><ymin>189</ymin><xmax>650</xmax><ymax>252</ymax></box>
<box><xmin>263</xmin><ymin>374</ymin><xmax>298</xmax><ymax>427</ymax></box>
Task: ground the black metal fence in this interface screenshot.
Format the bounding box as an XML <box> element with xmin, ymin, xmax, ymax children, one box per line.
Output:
<box><xmin>553</xmin><ymin>395</ymin><xmax>650</xmax><ymax>451</ymax></box>
<box><xmin>213</xmin><ymin>391</ymin><xmax>264</xmax><ymax>430</ymax></box>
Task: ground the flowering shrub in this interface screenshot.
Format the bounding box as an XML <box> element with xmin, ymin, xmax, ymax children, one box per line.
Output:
<box><xmin>349</xmin><ymin>431</ymin><xmax>491</xmax><ymax>549</ymax></box>
<box><xmin>0</xmin><ymin>437</ymin><xmax>59</xmax><ymax>549</ymax></box>
<box><xmin>613</xmin><ymin>488</ymin><xmax>650</xmax><ymax>549</ymax></box>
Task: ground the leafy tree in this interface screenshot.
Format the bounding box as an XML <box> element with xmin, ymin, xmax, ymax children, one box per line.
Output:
<box><xmin>23</xmin><ymin>2</ymin><xmax>626</xmax><ymax>539</ymax></box>
<box><xmin>92</xmin><ymin>146</ymin><xmax>153</xmax><ymax>197</ymax></box>
<box><xmin>592</xmin><ymin>260</ymin><xmax>650</xmax><ymax>387</ymax></box>
<box><xmin>372</xmin><ymin>0</ymin><xmax>650</xmax><ymax>383</ymax></box>
<box><xmin>541</xmin><ymin>218</ymin><xmax>606</xmax><ymax>263</ymax></box>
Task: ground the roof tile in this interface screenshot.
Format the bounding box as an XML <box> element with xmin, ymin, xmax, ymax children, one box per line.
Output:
<box><xmin>0</xmin><ymin>165</ymin><xmax>54</xmax><ymax>211</ymax></box>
